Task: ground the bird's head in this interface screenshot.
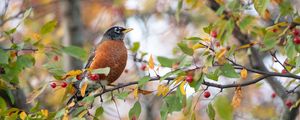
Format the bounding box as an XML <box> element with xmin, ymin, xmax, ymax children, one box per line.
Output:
<box><xmin>103</xmin><ymin>26</ymin><xmax>133</xmax><ymax>40</ymax></box>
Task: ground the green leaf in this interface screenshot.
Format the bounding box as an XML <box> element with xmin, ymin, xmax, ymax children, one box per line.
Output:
<box><xmin>285</xmin><ymin>36</ymin><xmax>296</xmax><ymax>59</ymax></box>
<box><xmin>279</xmin><ymin>0</ymin><xmax>293</xmax><ymax>16</ymax></box>
<box><xmin>16</xmin><ymin>55</ymin><xmax>35</xmax><ymax>69</ymax></box>
<box><xmin>131</xmin><ymin>42</ymin><xmax>140</xmax><ymax>52</ymax></box>
<box><xmin>0</xmin><ymin>49</ymin><xmax>9</xmax><ymax>64</ymax></box>
<box><xmin>23</xmin><ymin>7</ymin><xmax>32</xmax><ymax>20</ymax></box>
<box><xmin>94</xmin><ymin>107</ymin><xmax>104</xmax><ymax>117</ymax></box>
<box><xmin>165</xmin><ymin>94</ymin><xmax>183</xmax><ymax>112</ymax></box>
<box><xmin>189</xmin><ymin>73</ymin><xmax>204</xmax><ymax>91</ymax></box>
<box><xmin>115</xmin><ymin>92</ymin><xmax>130</xmax><ymax>100</ymax></box>
<box><xmin>40</xmin><ymin>20</ymin><xmax>57</xmax><ymax>34</ymax></box>
<box><xmin>184</xmin><ymin>37</ymin><xmax>202</xmax><ymax>41</ymax></box>
<box><xmin>214</xmin><ymin>96</ymin><xmax>233</xmax><ymax>120</ymax></box>
<box><xmin>157</xmin><ymin>56</ymin><xmax>174</xmax><ymax>67</ymax></box>
<box><xmin>4</xmin><ymin>27</ymin><xmax>17</xmax><ymax>35</ymax></box>
<box><xmin>0</xmin><ymin>97</ymin><xmax>7</xmax><ymax>112</ymax></box>
<box><xmin>220</xmin><ymin>63</ymin><xmax>239</xmax><ymax>78</ymax></box>
<box><xmin>239</xmin><ymin>16</ymin><xmax>254</xmax><ymax>29</ymax></box>
<box><xmin>253</xmin><ymin>0</ymin><xmax>269</xmax><ymax>16</ymax></box>
<box><xmin>296</xmin><ymin>56</ymin><xmax>300</xmax><ymax>69</ymax></box>
<box><xmin>175</xmin><ymin>0</ymin><xmax>183</xmax><ymax>22</ymax></box>
<box><xmin>160</xmin><ymin>69</ymin><xmax>184</xmax><ymax>82</ymax></box>
<box><xmin>43</xmin><ymin>63</ymin><xmax>65</xmax><ymax>79</ymax></box>
<box><xmin>160</xmin><ymin>102</ymin><xmax>169</xmax><ymax>120</ymax></box>
<box><xmin>206</xmin><ymin>69</ymin><xmax>221</xmax><ymax>81</ymax></box>
<box><xmin>129</xmin><ymin>101</ymin><xmax>142</xmax><ymax>120</ymax></box>
<box><xmin>206</xmin><ymin>103</ymin><xmax>215</xmax><ymax>120</ymax></box>
<box><xmin>81</xmin><ymin>96</ymin><xmax>95</xmax><ymax>103</ymax></box>
<box><xmin>203</xmin><ymin>24</ymin><xmax>213</xmax><ymax>34</ymax></box>
<box><xmin>30</xmin><ymin>102</ymin><xmax>41</xmax><ymax>113</ymax></box>
<box><xmin>63</xmin><ymin>45</ymin><xmax>87</xmax><ymax>61</ymax></box>
<box><xmin>54</xmin><ymin>108</ymin><xmax>65</xmax><ymax>119</ymax></box>
<box><xmin>91</xmin><ymin>67</ymin><xmax>110</xmax><ymax>76</ymax></box>
<box><xmin>177</xmin><ymin>42</ymin><xmax>194</xmax><ymax>56</ymax></box>
<box><xmin>262</xmin><ymin>31</ymin><xmax>278</xmax><ymax>51</ymax></box>
<box><xmin>138</xmin><ymin>76</ymin><xmax>151</xmax><ymax>87</ymax></box>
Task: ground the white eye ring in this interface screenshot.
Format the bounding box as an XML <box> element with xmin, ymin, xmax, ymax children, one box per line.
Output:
<box><xmin>114</xmin><ymin>27</ymin><xmax>121</xmax><ymax>33</ymax></box>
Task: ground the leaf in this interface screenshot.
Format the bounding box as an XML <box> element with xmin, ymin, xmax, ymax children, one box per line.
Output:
<box><xmin>189</xmin><ymin>73</ymin><xmax>204</xmax><ymax>91</ymax></box>
<box><xmin>91</xmin><ymin>67</ymin><xmax>110</xmax><ymax>76</ymax></box>
<box><xmin>131</xmin><ymin>42</ymin><xmax>140</xmax><ymax>52</ymax></box>
<box><xmin>41</xmin><ymin>109</ymin><xmax>49</xmax><ymax>118</ymax></box>
<box><xmin>26</xmin><ymin>83</ymin><xmax>48</xmax><ymax>103</ymax></box>
<box><xmin>253</xmin><ymin>0</ymin><xmax>269</xmax><ymax>16</ymax></box>
<box><xmin>63</xmin><ymin>45</ymin><xmax>87</xmax><ymax>61</ymax></box>
<box><xmin>174</xmin><ymin>76</ymin><xmax>185</xmax><ymax>85</ymax></box>
<box><xmin>177</xmin><ymin>42</ymin><xmax>194</xmax><ymax>56</ymax></box>
<box><xmin>214</xmin><ymin>96</ymin><xmax>233</xmax><ymax>120</ymax></box>
<box><xmin>133</xmin><ymin>87</ymin><xmax>138</xmax><ymax>99</ymax></box>
<box><xmin>240</xmin><ymin>68</ymin><xmax>247</xmax><ymax>80</ymax></box>
<box><xmin>279</xmin><ymin>0</ymin><xmax>293</xmax><ymax>16</ymax></box>
<box><xmin>4</xmin><ymin>27</ymin><xmax>17</xmax><ymax>35</ymax></box>
<box><xmin>81</xmin><ymin>96</ymin><xmax>95</xmax><ymax>103</ymax></box>
<box><xmin>138</xmin><ymin>76</ymin><xmax>151</xmax><ymax>87</ymax></box>
<box><xmin>220</xmin><ymin>63</ymin><xmax>240</xmax><ymax>78</ymax></box>
<box><xmin>54</xmin><ymin>108</ymin><xmax>66</xmax><ymax>119</ymax></box>
<box><xmin>0</xmin><ymin>97</ymin><xmax>7</xmax><ymax>112</ymax></box>
<box><xmin>148</xmin><ymin>55</ymin><xmax>154</xmax><ymax>69</ymax></box>
<box><xmin>192</xmin><ymin>43</ymin><xmax>205</xmax><ymax>50</ymax></box>
<box><xmin>61</xmin><ymin>70</ymin><xmax>83</xmax><ymax>80</ymax></box>
<box><xmin>179</xmin><ymin>81</ymin><xmax>187</xmax><ymax>96</ymax></box>
<box><xmin>285</xmin><ymin>36</ymin><xmax>296</xmax><ymax>59</ymax></box>
<box><xmin>159</xmin><ymin>69</ymin><xmax>184</xmax><ymax>82</ymax></box>
<box><xmin>0</xmin><ymin>78</ymin><xmax>16</xmax><ymax>89</ymax></box>
<box><xmin>160</xmin><ymin>102</ymin><xmax>169</xmax><ymax>120</ymax></box>
<box><xmin>115</xmin><ymin>92</ymin><xmax>130</xmax><ymax>100</ymax></box>
<box><xmin>40</xmin><ymin>20</ymin><xmax>57</xmax><ymax>34</ymax></box>
<box><xmin>23</xmin><ymin>7</ymin><xmax>32</xmax><ymax>20</ymax></box>
<box><xmin>164</xmin><ymin>94</ymin><xmax>183</xmax><ymax>112</ymax></box>
<box><xmin>203</xmin><ymin>24</ymin><xmax>213</xmax><ymax>34</ymax></box>
<box><xmin>216</xmin><ymin>48</ymin><xmax>227</xmax><ymax>60</ymax></box>
<box><xmin>78</xmin><ymin>110</ymin><xmax>88</xmax><ymax>118</ymax></box>
<box><xmin>231</xmin><ymin>87</ymin><xmax>242</xmax><ymax>109</ymax></box>
<box><xmin>262</xmin><ymin>31</ymin><xmax>278</xmax><ymax>51</ymax></box>
<box><xmin>184</xmin><ymin>37</ymin><xmax>202</xmax><ymax>41</ymax></box>
<box><xmin>94</xmin><ymin>107</ymin><xmax>104</xmax><ymax>118</ymax></box>
<box><xmin>157</xmin><ymin>56</ymin><xmax>174</xmax><ymax>68</ymax></box>
<box><xmin>175</xmin><ymin>0</ymin><xmax>183</xmax><ymax>22</ymax></box>
<box><xmin>0</xmin><ymin>49</ymin><xmax>9</xmax><ymax>64</ymax></box>
<box><xmin>16</xmin><ymin>55</ymin><xmax>35</xmax><ymax>69</ymax></box>
<box><xmin>129</xmin><ymin>101</ymin><xmax>142</xmax><ymax>120</ymax></box>
<box><xmin>19</xmin><ymin>111</ymin><xmax>27</xmax><ymax>120</ymax></box>
<box><xmin>80</xmin><ymin>82</ymin><xmax>88</xmax><ymax>97</ymax></box>
<box><xmin>239</xmin><ymin>16</ymin><xmax>254</xmax><ymax>29</ymax></box>
<box><xmin>206</xmin><ymin>103</ymin><xmax>215</xmax><ymax>120</ymax></box>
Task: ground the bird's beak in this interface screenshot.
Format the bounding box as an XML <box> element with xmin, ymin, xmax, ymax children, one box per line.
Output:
<box><xmin>122</xmin><ymin>28</ymin><xmax>133</xmax><ymax>33</ymax></box>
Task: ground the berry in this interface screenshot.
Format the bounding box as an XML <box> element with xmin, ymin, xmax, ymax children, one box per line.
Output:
<box><xmin>61</xmin><ymin>82</ymin><xmax>68</xmax><ymax>88</ymax></box>
<box><xmin>281</xmin><ymin>69</ymin><xmax>287</xmax><ymax>74</ymax></box>
<box><xmin>271</xmin><ymin>92</ymin><xmax>276</xmax><ymax>99</ymax></box>
<box><xmin>293</xmin><ymin>29</ymin><xmax>300</xmax><ymax>36</ymax></box>
<box><xmin>186</xmin><ymin>76</ymin><xmax>193</xmax><ymax>83</ymax></box>
<box><xmin>293</xmin><ymin>36</ymin><xmax>300</xmax><ymax>44</ymax></box>
<box><xmin>76</xmin><ymin>74</ymin><xmax>82</xmax><ymax>81</ymax></box>
<box><xmin>141</xmin><ymin>64</ymin><xmax>147</xmax><ymax>71</ymax></box>
<box><xmin>215</xmin><ymin>41</ymin><xmax>220</xmax><ymax>47</ymax></box>
<box><xmin>124</xmin><ymin>69</ymin><xmax>129</xmax><ymax>73</ymax></box>
<box><xmin>53</xmin><ymin>55</ymin><xmax>59</xmax><ymax>61</ymax></box>
<box><xmin>272</xmin><ymin>29</ymin><xmax>278</xmax><ymax>33</ymax></box>
<box><xmin>211</xmin><ymin>31</ymin><xmax>217</xmax><ymax>38</ymax></box>
<box><xmin>203</xmin><ymin>91</ymin><xmax>211</xmax><ymax>98</ymax></box>
<box><xmin>50</xmin><ymin>83</ymin><xmax>56</xmax><ymax>88</ymax></box>
<box><xmin>285</xmin><ymin>100</ymin><xmax>293</xmax><ymax>108</ymax></box>
<box><xmin>89</xmin><ymin>74</ymin><xmax>100</xmax><ymax>81</ymax></box>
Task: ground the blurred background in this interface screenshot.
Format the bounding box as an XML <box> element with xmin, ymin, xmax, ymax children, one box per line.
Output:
<box><xmin>1</xmin><ymin>0</ymin><xmax>300</xmax><ymax>120</ymax></box>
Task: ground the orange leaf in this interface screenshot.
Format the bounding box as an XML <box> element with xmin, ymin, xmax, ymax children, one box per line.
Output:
<box><xmin>231</xmin><ymin>87</ymin><xmax>242</xmax><ymax>109</ymax></box>
<box><xmin>61</xmin><ymin>70</ymin><xmax>82</xmax><ymax>80</ymax></box>
<box><xmin>133</xmin><ymin>87</ymin><xmax>139</xmax><ymax>99</ymax></box>
<box><xmin>216</xmin><ymin>48</ymin><xmax>226</xmax><ymax>59</ymax></box>
<box><xmin>236</xmin><ymin>42</ymin><xmax>258</xmax><ymax>50</ymax></box>
<box><xmin>138</xmin><ymin>89</ymin><xmax>153</xmax><ymax>95</ymax></box>
<box><xmin>240</xmin><ymin>68</ymin><xmax>248</xmax><ymax>80</ymax></box>
<box><xmin>157</xmin><ymin>85</ymin><xmax>163</xmax><ymax>96</ymax></box>
<box><xmin>179</xmin><ymin>81</ymin><xmax>187</xmax><ymax>96</ymax></box>
<box><xmin>80</xmin><ymin>82</ymin><xmax>88</xmax><ymax>97</ymax></box>
<box><xmin>162</xmin><ymin>86</ymin><xmax>170</xmax><ymax>96</ymax></box>
<box><xmin>148</xmin><ymin>55</ymin><xmax>154</xmax><ymax>69</ymax></box>
<box><xmin>174</xmin><ymin>76</ymin><xmax>185</xmax><ymax>85</ymax></box>
<box><xmin>19</xmin><ymin>111</ymin><xmax>27</xmax><ymax>120</ymax></box>
<box><xmin>40</xmin><ymin>109</ymin><xmax>48</xmax><ymax>117</ymax></box>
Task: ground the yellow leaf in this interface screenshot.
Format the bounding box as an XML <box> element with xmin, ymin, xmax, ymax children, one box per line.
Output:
<box><xmin>62</xmin><ymin>113</ymin><xmax>69</xmax><ymax>120</ymax></box>
<box><xmin>231</xmin><ymin>87</ymin><xmax>242</xmax><ymax>109</ymax></box>
<box><xmin>148</xmin><ymin>55</ymin><xmax>154</xmax><ymax>69</ymax></box>
<box><xmin>78</xmin><ymin>110</ymin><xmax>88</xmax><ymax>118</ymax></box>
<box><xmin>133</xmin><ymin>87</ymin><xmax>138</xmax><ymax>99</ymax></box>
<box><xmin>162</xmin><ymin>86</ymin><xmax>170</xmax><ymax>96</ymax></box>
<box><xmin>67</xmin><ymin>102</ymin><xmax>75</xmax><ymax>108</ymax></box>
<box><xmin>216</xmin><ymin>48</ymin><xmax>226</xmax><ymax>59</ymax></box>
<box><xmin>41</xmin><ymin>109</ymin><xmax>48</xmax><ymax>117</ymax></box>
<box><xmin>80</xmin><ymin>82</ymin><xmax>88</xmax><ymax>97</ymax></box>
<box><xmin>19</xmin><ymin>111</ymin><xmax>27</xmax><ymax>120</ymax></box>
<box><xmin>157</xmin><ymin>85</ymin><xmax>163</xmax><ymax>96</ymax></box>
<box><xmin>174</xmin><ymin>76</ymin><xmax>185</xmax><ymax>85</ymax></box>
<box><xmin>61</xmin><ymin>70</ymin><xmax>83</xmax><ymax>80</ymax></box>
<box><xmin>192</xmin><ymin>43</ymin><xmax>205</xmax><ymax>50</ymax></box>
<box><xmin>240</xmin><ymin>68</ymin><xmax>248</xmax><ymax>80</ymax></box>
<box><xmin>179</xmin><ymin>81</ymin><xmax>187</xmax><ymax>96</ymax></box>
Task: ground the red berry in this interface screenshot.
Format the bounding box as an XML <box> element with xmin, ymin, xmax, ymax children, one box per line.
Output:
<box><xmin>293</xmin><ymin>36</ymin><xmax>300</xmax><ymax>44</ymax></box>
<box><xmin>186</xmin><ymin>76</ymin><xmax>193</xmax><ymax>83</ymax></box>
<box><xmin>76</xmin><ymin>74</ymin><xmax>82</xmax><ymax>80</ymax></box>
<box><xmin>53</xmin><ymin>55</ymin><xmax>59</xmax><ymax>61</ymax></box>
<box><xmin>89</xmin><ymin>74</ymin><xmax>100</xmax><ymax>81</ymax></box>
<box><xmin>203</xmin><ymin>91</ymin><xmax>211</xmax><ymax>98</ymax></box>
<box><xmin>61</xmin><ymin>82</ymin><xmax>68</xmax><ymax>88</ymax></box>
<box><xmin>215</xmin><ymin>41</ymin><xmax>220</xmax><ymax>47</ymax></box>
<box><xmin>50</xmin><ymin>83</ymin><xmax>56</xmax><ymax>88</ymax></box>
<box><xmin>293</xmin><ymin>29</ymin><xmax>300</xmax><ymax>36</ymax></box>
<box><xmin>141</xmin><ymin>64</ymin><xmax>147</xmax><ymax>71</ymax></box>
<box><xmin>211</xmin><ymin>31</ymin><xmax>217</xmax><ymax>38</ymax></box>
<box><xmin>271</xmin><ymin>92</ymin><xmax>276</xmax><ymax>99</ymax></box>
<box><xmin>285</xmin><ymin>100</ymin><xmax>293</xmax><ymax>108</ymax></box>
<box><xmin>281</xmin><ymin>69</ymin><xmax>287</xmax><ymax>74</ymax></box>
<box><xmin>272</xmin><ymin>29</ymin><xmax>278</xmax><ymax>33</ymax></box>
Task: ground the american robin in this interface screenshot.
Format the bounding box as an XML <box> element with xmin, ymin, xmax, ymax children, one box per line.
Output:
<box><xmin>70</xmin><ymin>26</ymin><xmax>132</xmax><ymax>102</ymax></box>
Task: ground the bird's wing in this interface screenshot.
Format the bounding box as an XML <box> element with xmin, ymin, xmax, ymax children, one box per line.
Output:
<box><xmin>84</xmin><ymin>48</ymin><xmax>96</xmax><ymax>69</ymax></box>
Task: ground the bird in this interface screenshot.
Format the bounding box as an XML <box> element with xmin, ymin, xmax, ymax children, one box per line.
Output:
<box><xmin>69</xmin><ymin>26</ymin><xmax>132</xmax><ymax>103</ymax></box>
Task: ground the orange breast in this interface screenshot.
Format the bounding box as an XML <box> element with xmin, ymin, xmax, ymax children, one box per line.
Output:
<box><xmin>89</xmin><ymin>40</ymin><xmax>127</xmax><ymax>83</ymax></box>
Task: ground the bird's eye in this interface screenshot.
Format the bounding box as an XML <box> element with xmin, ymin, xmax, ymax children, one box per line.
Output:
<box><xmin>114</xmin><ymin>27</ymin><xmax>121</xmax><ymax>33</ymax></box>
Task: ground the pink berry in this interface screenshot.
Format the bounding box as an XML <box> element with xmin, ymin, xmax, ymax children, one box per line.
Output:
<box><xmin>50</xmin><ymin>83</ymin><xmax>56</xmax><ymax>88</ymax></box>
<box><xmin>211</xmin><ymin>31</ymin><xmax>217</xmax><ymax>38</ymax></box>
<box><xmin>285</xmin><ymin>100</ymin><xmax>293</xmax><ymax>108</ymax></box>
<box><xmin>61</xmin><ymin>82</ymin><xmax>68</xmax><ymax>88</ymax></box>
<box><xmin>293</xmin><ymin>36</ymin><xmax>300</xmax><ymax>44</ymax></box>
<box><xmin>203</xmin><ymin>91</ymin><xmax>211</xmax><ymax>98</ymax></box>
<box><xmin>186</xmin><ymin>76</ymin><xmax>193</xmax><ymax>83</ymax></box>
